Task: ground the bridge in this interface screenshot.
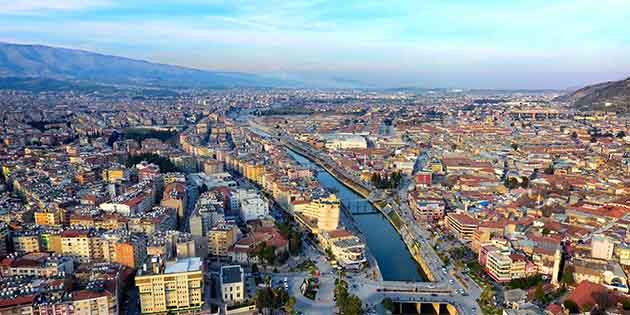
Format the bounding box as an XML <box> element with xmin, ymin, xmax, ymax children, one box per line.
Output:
<box><xmin>245</xmin><ymin>118</ymin><xmax>481</xmax><ymax>315</ymax></box>
<box><xmin>340</xmin><ymin>199</ymin><xmax>380</xmax><ymax>215</ymax></box>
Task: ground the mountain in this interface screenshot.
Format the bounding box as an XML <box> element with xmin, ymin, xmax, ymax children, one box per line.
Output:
<box><xmin>0</xmin><ymin>42</ymin><xmax>285</xmax><ymax>89</ymax></box>
<box><xmin>556</xmin><ymin>77</ymin><xmax>630</xmax><ymax>113</ymax></box>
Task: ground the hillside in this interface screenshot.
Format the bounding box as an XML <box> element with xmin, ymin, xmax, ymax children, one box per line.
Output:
<box><xmin>556</xmin><ymin>77</ymin><xmax>630</xmax><ymax>113</ymax></box>
<box><xmin>0</xmin><ymin>42</ymin><xmax>282</xmax><ymax>89</ymax></box>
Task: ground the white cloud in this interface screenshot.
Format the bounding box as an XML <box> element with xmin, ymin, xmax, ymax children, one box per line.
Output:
<box><xmin>0</xmin><ymin>0</ymin><xmax>110</xmax><ymax>14</ymax></box>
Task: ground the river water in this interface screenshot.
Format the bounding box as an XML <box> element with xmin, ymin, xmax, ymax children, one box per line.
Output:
<box><xmin>287</xmin><ymin>150</ymin><xmax>424</xmax><ymax>282</ymax></box>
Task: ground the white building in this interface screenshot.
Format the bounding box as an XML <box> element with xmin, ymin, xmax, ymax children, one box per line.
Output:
<box><xmin>220</xmin><ymin>265</ymin><xmax>245</xmax><ymax>304</ymax></box>
<box><xmin>324</xmin><ymin>134</ymin><xmax>367</xmax><ymax>150</ymax></box>
<box><xmin>592</xmin><ymin>234</ymin><xmax>615</xmax><ymax>260</ymax></box>
<box><xmin>231</xmin><ymin>188</ymin><xmax>269</xmax><ymax>223</ymax></box>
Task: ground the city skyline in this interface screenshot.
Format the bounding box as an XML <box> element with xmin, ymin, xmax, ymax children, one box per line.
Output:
<box><xmin>1</xmin><ymin>0</ymin><xmax>630</xmax><ymax>89</ymax></box>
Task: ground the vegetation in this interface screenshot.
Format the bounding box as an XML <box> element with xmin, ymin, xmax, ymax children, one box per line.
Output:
<box><xmin>255</xmin><ymin>287</ymin><xmax>292</xmax><ymax>311</ymax></box>
<box><xmin>123</xmin><ymin>127</ymin><xmax>178</xmax><ymax>142</ymax></box>
<box><xmin>370</xmin><ymin>171</ymin><xmax>403</xmax><ymax>189</ymax></box>
<box><xmin>276</xmin><ymin>222</ymin><xmax>303</xmax><ymax>256</ymax></box>
<box><xmin>561</xmin><ymin>265</ymin><xmax>575</xmax><ymax>286</ymax></box>
<box><xmin>126</xmin><ymin>153</ymin><xmax>179</xmax><ymax>173</ymax></box>
<box><xmin>506</xmin><ymin>274</ymin><xmax>544</xmax><ymax>290</ymax></box>
<box><xmin>256</xmin><ymin>242</ymin><xmax>277</xmax><ymax>266</ymax></box>
<box><xmin>334</xmin><ymin>280</ymin><xmax>364</xmax><ymax>315</ymax></box>
<box><xmin>387</xmin><ymin>210</ymin><xmax>404</xmax><ymax>229</ymax></box>
<box><xmin>563</xmin><ymin>299</ymin><xmax>579</xmax><ymax>314</ymax></box>
<box><xmin>382</xmin><ymin>298</ymin><xmax>396</xmax><ymax>313</ymax></box>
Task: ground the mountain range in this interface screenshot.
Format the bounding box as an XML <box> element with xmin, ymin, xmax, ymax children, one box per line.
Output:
<box><xmin>0</xmin><ymin>42</ymin><xmax>286</xmax><ymax>90</ymax></box>
<box><xmin>556</xmin><ymin>77</ymin><xmax>630</xmax><ymax>113</ymax></box>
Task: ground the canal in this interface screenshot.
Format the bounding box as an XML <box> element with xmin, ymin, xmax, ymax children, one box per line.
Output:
<box><xmin>287</xmin><ymin>149</ymin><xmax>424</xmax><ymax>282</ymax></box>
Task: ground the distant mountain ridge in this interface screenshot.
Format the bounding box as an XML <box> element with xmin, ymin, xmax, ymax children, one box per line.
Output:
<box><xmin>556</xmin><ymin>77</ymin><xmax>630</xmax><ymax>113</ymax></box>
<box><xmin>0</xmin><ymin>42</ymin><xmax>285</xmax><ymax>89</ymax></box>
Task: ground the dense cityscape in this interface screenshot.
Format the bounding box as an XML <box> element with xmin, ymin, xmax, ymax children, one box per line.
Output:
<box><xmin>0</xmin><ymin>88</ymin><xmax>627</xmax><ymax>315</ymax></box>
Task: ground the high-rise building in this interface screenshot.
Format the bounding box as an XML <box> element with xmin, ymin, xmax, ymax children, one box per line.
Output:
<box><xmin>136</xmin><ymin>257</ymin><xmax>204</xmax><ymax>314</ymax></box>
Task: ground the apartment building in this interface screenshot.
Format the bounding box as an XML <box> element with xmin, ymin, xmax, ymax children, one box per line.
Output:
<box><xmin>135</xmin><ymin>257</ymin><xmax>204</xmax><ymax>314</ymax></box>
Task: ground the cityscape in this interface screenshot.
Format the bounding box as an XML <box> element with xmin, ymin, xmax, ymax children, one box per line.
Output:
<box><xmin>1</xmin><ymin>2</ymin><xmax>630</xmax><ymax>315</ymax></box>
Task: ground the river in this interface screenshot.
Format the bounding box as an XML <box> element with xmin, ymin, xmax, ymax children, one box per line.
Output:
<box><xmin>287</xmin><ymin>149</ymin><xmax>424</xmax><ymax>282</ymax></box>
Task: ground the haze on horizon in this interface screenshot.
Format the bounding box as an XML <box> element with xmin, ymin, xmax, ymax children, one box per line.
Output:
<box><xmin>1</xmin><ymin>0</ymin><xmax>629</xmax><ymax>90</ymax></box>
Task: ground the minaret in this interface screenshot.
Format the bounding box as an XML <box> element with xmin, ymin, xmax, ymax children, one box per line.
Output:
<box><xmin>551</xmin><ymin>246</ymin><xmax>562</xmax><ymax>285</ymax></box>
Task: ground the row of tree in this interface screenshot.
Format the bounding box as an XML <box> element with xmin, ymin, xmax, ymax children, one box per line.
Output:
<box><xmin>334</xmin><ymin>280</ymin><xmax>364</xmax><ymax>315</ymax></box>
<box><xmin>255</xmin><ymin>287</ymin><xmax>295</xmax><ymax>313</ymax></box>
<box><xmin>370</xmin><ymin>171</ymin><xmax>403</xmax><ymax>189</ymax></box>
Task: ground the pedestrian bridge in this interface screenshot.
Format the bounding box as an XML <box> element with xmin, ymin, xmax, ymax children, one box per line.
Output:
<box><xmin>340</xmin><ymin>199</ymin><xmax>379</xmax><ymax>215</ymax></box>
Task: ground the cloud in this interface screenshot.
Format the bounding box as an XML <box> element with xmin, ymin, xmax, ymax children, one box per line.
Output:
<box><xmin>0</xmin><ymin>0</ymin><xmax>111</xmax><ymax>15</ymax></box>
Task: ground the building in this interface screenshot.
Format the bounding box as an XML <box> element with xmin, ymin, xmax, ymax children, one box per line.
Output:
<box><xmin>231</xmin><ymin>189</ymin><xmax>269</xmax><ymax>223</ymax></box>
<box><xmin>591</xmin><ymin>234</ymin><xmax>615</xmax><ymax>260</ymax></box>
<box><xmin>208</xmin><ymin>224</ymin><xmax>241</xmax><ymax>257</ymax></box>
<box><xmin>161</xmin><ymin>182</ymin><xmax>187</xmax><ymax>220</ymax></box>
<box><xmin>446</xmin><ymin>213</ymin><xmax>479</xmax><ymax>242</ymax></box>
<box><xmin>135</xmin><ymin>257</ymin><xmax>204</xmax><ymax>314</ymax></box>
<box><xmin>479</xmin><ymin>242</ymin><xmax>530</xmax><ymax>283</ymax></box>
<box><xmin>319</xmin><ymin>230</ymin><xmax>366</xmax><ymax>269</ymax></box>
<box><xmin>220</xmin><ymin>265</ymin><xmax>244</xmax><ymax>304</ymax></box>
<box><xmin>293</xmin><ymin>194</ymin><xmax>340</xmax><ymax>234</ymax></box>
<box><xmin>34</xmin><ymin>209</ymin><xmax>64</xmax><ymax>226</ymax></box>
<box><xmin>573</xmin><ymin>257</ymin><xmax>629</xmax><ymax>293</ymax></box>
<box><xmin>12</xmin><ymin>233</ymin><xmax>41</xmax><ymax>254</ymax></box>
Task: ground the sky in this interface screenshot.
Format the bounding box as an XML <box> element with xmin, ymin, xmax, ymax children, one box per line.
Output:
<box><xmin>1</xmin><ymin>0</ymin><xmax>629</xmax><ymax>89</ymax></box>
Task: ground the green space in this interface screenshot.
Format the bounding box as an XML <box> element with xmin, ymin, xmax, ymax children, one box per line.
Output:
<box><xmin>255</xmin><ymin>287</ymin><xmax>295</xmax><ymax>313</ymax></box>
<box><xmin>387</xmin><ymin>210</ymin><xmax>404</xmax><ymax>229</ymax></box>
<box><xmin>126</xmin><ymin>153</ymin><xmax>180</xmax><ymax>173</ymax></box>
<box><xmin>334</xmin><ymin>280</ymin><xmax>364</xmax><ymax>315</ymax></box>
<box><xmin>123</xmin><ymin>127</ymin><xmax>178</xmax><ymax>142</ymax></box>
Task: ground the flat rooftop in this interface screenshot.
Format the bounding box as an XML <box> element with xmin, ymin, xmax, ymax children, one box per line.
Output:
<box><xmin>164</xmin><ymin>257</ymin><xmax>202</xmax><ymax>274</ymax></box>
<box><xmin>221</xmin><ymin>265</ymin><xmax>243</xmax><ymax>284</ymax></box>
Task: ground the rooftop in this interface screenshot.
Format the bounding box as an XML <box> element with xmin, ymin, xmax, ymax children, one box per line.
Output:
<box><xmin>164</xmin><ymin>257</ymin><xmax>202</xmax><ymax>274</ymax></box>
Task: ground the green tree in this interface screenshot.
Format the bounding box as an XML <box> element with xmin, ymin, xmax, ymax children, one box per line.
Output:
<box><xmin>534</xmin><ymin>284</ymin><xmax>545</xmax><ymax>302</ymax></box>
<box><xmin>251</xmin><ymin>263</ymin><xmax>259</xmax><ymax>274</ymax></box>
<box><xmin>382</xmin><ymin>298</ymin><xmax>396</xmax><ymax>313</ymax></box>
<box><xmin>562</xmin><ymin>265</ymin><xmax>575</xmax><ymax>286</ymax></box>
<box><xmin>564</xmin><ymin>299</ymin><xmax>579</xmax><ymax>314</ymax></box>
<box><xmin>285</xmin><ymin>297</ymin><xmax>296</xmax><ymax>313</ymax></box>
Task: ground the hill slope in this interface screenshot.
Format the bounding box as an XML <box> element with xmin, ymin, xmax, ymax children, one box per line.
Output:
<box><xmin>557</xmin><ymin>77</ymin><xmax>630</xmax><ymax>113</ymax></box>
<box><xmin>0</xmin><ymin>42</ymin><xmax>280</xmax><ymax>89</ymax></box>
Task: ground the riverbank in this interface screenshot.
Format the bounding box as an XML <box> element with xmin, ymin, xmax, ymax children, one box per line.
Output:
<box><xmin>285</xmin><ymin>143</ymin><xmax>431</xmax><ymax>282</ymax></box>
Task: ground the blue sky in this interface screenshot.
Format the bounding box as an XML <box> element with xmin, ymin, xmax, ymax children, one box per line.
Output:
<box><xmin>1</xmin><ymin>0</ymin><xmax>629</xmax><ymax>89</ymax></box>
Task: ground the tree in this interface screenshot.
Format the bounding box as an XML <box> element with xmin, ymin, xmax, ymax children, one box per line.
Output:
<box><xmin>617</xmin><ymin>131</ymin><xmax>626</xmax><ymax>138</ymax></box>
<box><xmin>251</xmin><ymin>263</ymin><xmax>259</xmax><ymax>274</ymax></box>
<box><xmin>285</xmin><ymin>297</ymin><xmax>296</xmax><ymax>313</ymax></box>
<box><xmin>382</xmin><ymin>298</ymin><xmax>396</xmax><ymax>313</ymax></box>
<box><xmin>257</xmin><ymin>243</ymin><xmax>276</xmax><ymax>266</ymax></box>
<box><xmin>534</xmin><ymin>284</ymin><xmax>545</xmax><ymax>302</ymax></box>
<box><xmin>564</xmin><ymin>299</ymin><xmax>579</xmax><ymax>314</ymax></box>
<box><xmin>561</xmin><ymin>265</ymin><xmax>575</xmax><ymax>286</ymax></box>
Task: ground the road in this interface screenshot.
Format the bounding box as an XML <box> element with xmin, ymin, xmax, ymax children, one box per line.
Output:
<box><xmin>245</xmin><ymin>117</ymin><xmax>482</xmax><ymax>314</ymax></box>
